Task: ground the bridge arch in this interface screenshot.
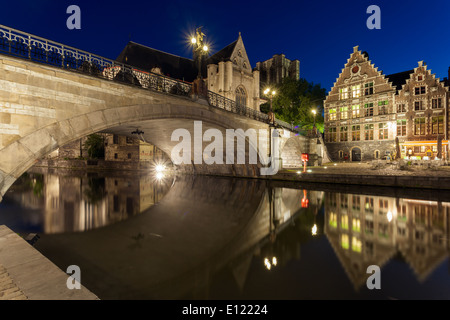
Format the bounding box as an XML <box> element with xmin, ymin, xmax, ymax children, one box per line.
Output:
<box><xmin>279</xmin><ymin>136</ymin><xmax>305</xmax><ymax>168</ymax></box>
<box><xmin>0</xmin><ymin>101</ymin><xmax>270</xmax><ymax>200</ymax></box>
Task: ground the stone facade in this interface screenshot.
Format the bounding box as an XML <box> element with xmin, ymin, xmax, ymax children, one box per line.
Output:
<box><xmin>256</xmin><ymin>54</ymin><xmax>300</xmax><ymax>88</ymax></box>
<box><xmin>206</xmin><ymin>34</ymin><xmax>261</xmax><ymax>111</ymax></box>
<box><xmin>104</xmin><ymin>134</ymin><xmax>170</xmax><ymax>164</ymax></box>
<box><xmin>324</xmin><ymin>46</ymin><xmax>450</xmax><ymax>162</ymax></box>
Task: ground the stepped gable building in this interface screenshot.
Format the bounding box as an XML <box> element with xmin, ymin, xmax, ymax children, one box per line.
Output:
<box><xmin>256</xmin><ymin>54</ymin><xmax>300</xmax><ymax>88</ymax></box>
<box><xmin>116</xmin><ymin>33</ymin><xmax>261</xmax><ymax>111</ymax></box>
<box><xmin>324</xmin><ymin>46</ymin><xmax>450</xmax><ymax>162</ymax></box>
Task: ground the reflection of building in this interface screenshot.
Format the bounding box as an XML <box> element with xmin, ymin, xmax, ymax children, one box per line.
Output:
<box><xmin>16</xmin><ymin>171</ymin><xmax>171</xmax><ymax>234</ymax></box>
<box><xmin>324</xmin><ymin>46</ymin><xmax>450</xmax><ymax>161</ymax></box>
<box><xmin>324</xmin><ymin>192</ymin><xmax>450</xmax><ymax>288</ymax></box>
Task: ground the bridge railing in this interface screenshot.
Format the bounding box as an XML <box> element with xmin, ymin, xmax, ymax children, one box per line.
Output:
<box><xmin>207</xmin><ymin>91</ymin><xmax>270</xmax><ymax>123</ymax></box>
<box><xmin>0</xmin><ymin>24</ymin><xmax>192</xmax><ymax>97</ymax></box>
<box><xmin>0</xmin><ymin>24</ymin><xmax>302</xmax><ymax>134</ymax></box>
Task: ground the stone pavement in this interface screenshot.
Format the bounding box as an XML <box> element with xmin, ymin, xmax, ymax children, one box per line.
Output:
<box><xmin>0</xmin><ymin>264</ymin><xmax>27</xmax><ymax>300</ymax></box>
<box><xmin>0</xmin><ymin>225</ymin><xmax>99</xmax><ymax>300</ymax></box>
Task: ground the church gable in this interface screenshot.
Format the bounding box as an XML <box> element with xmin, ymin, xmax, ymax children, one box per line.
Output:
<box><xmin>326</xmin><ymin>46</ymin><xmax>395</xmax><ymax>103</ymax></box>
<box><xmin>229</xmin><ymin>34</ymin><xmax>252</xmax><ymax>73</ymax></box>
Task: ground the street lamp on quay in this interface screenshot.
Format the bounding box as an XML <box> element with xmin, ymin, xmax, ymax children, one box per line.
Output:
<box><xmin>264</xmin><ymin>88</ymin><xmax>276</xmax><ymax>126</ymax></box>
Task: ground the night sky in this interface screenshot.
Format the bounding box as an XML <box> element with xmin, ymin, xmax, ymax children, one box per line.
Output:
<box><xmin>1</xmin><ymin>0</ymin><xmax>449</xmax><ymax>92</ymax></box>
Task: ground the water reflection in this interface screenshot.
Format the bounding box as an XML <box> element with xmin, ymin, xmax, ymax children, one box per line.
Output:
<box><xmin>2</xmin><ymin>169</ymin><xmax>450</xmax><ymax>299</ymax></box>
<box><xmin>325</xmin><ymin>192</ymin><xmax>450</xmax><ymax>289</ymax></box>
<box><xmin>2</xmin><ymin>168</ymin><xmax>172</xmax><ymax>233</ymax></box>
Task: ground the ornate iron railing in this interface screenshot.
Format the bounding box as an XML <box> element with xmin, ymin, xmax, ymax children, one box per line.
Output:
<box><xmin>207</xmin><ymin>90</ymin><xmax>270</xmax><ymax>123</ymax></box>
<box><xmin>0</xmin><ymin>24</ymin><xmax>301</xmax><ymax>133</ymax></box>
<box><xmin>0</xmin><ymin>24</ymin><xmax>192</xmax><ymax>97</ymax></box>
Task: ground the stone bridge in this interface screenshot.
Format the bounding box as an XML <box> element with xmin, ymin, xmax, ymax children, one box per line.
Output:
<box><xmin>0</xmin><ymin>25</ymin><xmax>320</xmax><ymax>200</ymax></box>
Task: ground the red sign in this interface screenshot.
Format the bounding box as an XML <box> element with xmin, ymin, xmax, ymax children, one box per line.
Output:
<box><xmin>301</xmin><ymin>153</ymin><xmax>309</xmax><ymax>162</ymax></box>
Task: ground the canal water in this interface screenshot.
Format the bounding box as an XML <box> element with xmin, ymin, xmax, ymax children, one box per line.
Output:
<box><xmin>0</xmin><ymin>167</ymin><xmax>449</xmax><ymax>300</ymax></box>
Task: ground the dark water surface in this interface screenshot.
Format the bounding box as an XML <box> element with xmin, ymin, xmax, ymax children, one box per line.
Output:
<box><xmin>1</xmin><ymin>167</ymin><xmax>449</xmax><ymax>300</ymax></box>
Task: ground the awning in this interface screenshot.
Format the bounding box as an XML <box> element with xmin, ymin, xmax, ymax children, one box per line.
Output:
<box><xmin>402</xmin><ymin>140</ymin><xmax>448</xmax><ymax>146</ymax></box>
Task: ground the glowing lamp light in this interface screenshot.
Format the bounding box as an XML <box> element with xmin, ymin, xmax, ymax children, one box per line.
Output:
<box><xmin>191</xmin><ymin>37</ymin><xmax>197</xmax><ymax>44</ymax></box>
<box><xmin>272</xmin><ymin>257</ymin><xmax>277</xmax><ymax>266</ymax></box>
<box><xmin>264</xmin><ymin>88</ymin><xmax>270</xmax><ymax>95</ymax></box>
<box><xmin>272</xmin><ymin>90</ymin><xmax>276</xmax><ymax>95</ymax></box>
<box><xmin>312</xmin><ymin>224</ymin><xmax>318</xmax><ymax>235</ymax></box>
<box><xmin>155</xmin><ymin>164</ymin><xmax>165</xmax><ymax>173</ymax></box>
<box><xmin>203</xmin><ymin>45</ymin><xmax>208</xmax><ymax>52</ymax></box>
<box><xmin>156</xmin><ymin>172</ymin><xmax>164</xmax><ymax>180</ymax></box>
<box><xmin>387</xmin><ymin>211</ymin><xmax>393</xmax><ymax>222</ymax></box>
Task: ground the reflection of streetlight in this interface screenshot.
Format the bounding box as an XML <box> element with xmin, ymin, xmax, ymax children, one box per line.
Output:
<box><xmin>264</xmin><ymin>256</ymin><xmax>278</xmax><ymax>270</ymax></box>
<box><xmin>264</xmin><ymin>88</ymin><xmax>276</xmax><ymax>125</ymax></box>
<box><xmin>312</xmin><ymin>224</ymin><xmax>318</xmax><ymax>235</ymax></box>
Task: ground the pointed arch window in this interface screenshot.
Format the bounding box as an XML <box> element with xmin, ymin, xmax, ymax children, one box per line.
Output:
<box><xmin>235</xmin><ymin>86</ymin><xmax>247</xmax><ymax>107</ymax></box>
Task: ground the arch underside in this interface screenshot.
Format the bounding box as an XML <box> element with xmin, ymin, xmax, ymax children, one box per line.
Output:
<box><xmin>0</xmin><ymin>103</ymin><xmax>271</xmax><ymax>200</ymax></box>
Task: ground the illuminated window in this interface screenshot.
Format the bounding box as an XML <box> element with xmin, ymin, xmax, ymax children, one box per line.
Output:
<box><xmin>378</xmin><ymin>100</ymin><xmax>388</xmax><ymax>115</ymax></box>
<box><xmin>329</xmin><ymin>108</ymin><xmax>337</xmax><ymax>121</ymax></box>
<box><xmin>340</xmin><ymin>106</ymin><xmax>348</xmax><ymax>120</ymax></box>
<box><xmin>329</xmin><ymin>213</ymin><xmax>337</xmax><ymax>228</ymax></box>
<box><xmin>352</xmin><ymin>85</ymin><xmax>361</xmax><ymax>98</ymax></box>
<box><xmin>364</xmin><ymin>103</ymin><xmax>374</xmax><ymax>117</ymax></box>
<box><xmin>340</xmin><ymin>87</ymin><xmax>349</xmax><ymax>100</ymax></box>
<box><xmin>397</xmin><ymin>120</ymin><xmax>406</xmax><ymax>136</ymax></box>
<box><xmin>414</xmin><ymin>118</ymin><xmax>426</xmax><ymax>135</ymax></box>
<box><xmin>365</xmin><ymin>124</ymin><xmax>374</xmax><ymax>140</ymax></box>
<box><xmin>432</xmin><ymin>116</ymin><xmax>444</xmax><ymax>134</ymax></box>
<box><xmin>364</xmin><ymin>82</ymin><xmax>374</xmax><ymax>95</ymax></box>
<box><xmin>432</xmin><ymin>98</ymin><xmax>442</xmax><ymax>109</ymax></box>
<box><xmin>341</xmin><ymin>215</ymin><xmax>349</xmax><ymax>230</ymax></box>
<box><xmin>365</xmin><ymin>197</ymin><xmax>374</xmax><ymax>213</ymax></box>
<box><xmin>352</xmin><ymin>105</ymin><xmax>360</xmax><ymax>118</ymax></box>
<box><xmin>340</xmin><ymin>126</ymin><xmax>348</xmax><ymax>142</ymax></box>
<box><xmin>341</xmin><ymin>234</ymin><xmax>349</xmax><ymax>249</ymax></box>
<box><xmin>378</xmin><ymin>123</ymin><xmax>388</xmax><ymax>140</ymax></box>
<box><xmin>352</xmin><ymin>125</ymin><xmax>360</xmax><ymax>141</ymax></box>
<box><xmin>352</xmin><ymin>218</ymin><xmax>361</xmax><ymax>232</ymax></box>
<box><xmin>352</xmin><ymin>237</ymin><xmax>362</xmax><ymax>252</ymax></box>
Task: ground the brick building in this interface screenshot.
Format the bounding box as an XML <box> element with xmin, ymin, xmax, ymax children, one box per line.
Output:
<box><xmin>324</xmin><ymin>46</ymin><xmax>449</xmax><ymax>162</ymax></box>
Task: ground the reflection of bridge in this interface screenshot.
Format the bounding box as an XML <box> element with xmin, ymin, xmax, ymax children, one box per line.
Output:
<box><xmin>0</xmin><ymin>24</ymin><xmax>321</xmax><ymax>201</ymax></box>
<box><xmin>31</xmin><ymin>175</ymin><xmax>321</xmax><ymax>299</ymax></box>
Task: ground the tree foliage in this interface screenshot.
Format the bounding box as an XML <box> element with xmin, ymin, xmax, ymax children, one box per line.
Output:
<box><xmin>260</xmin><ymin>78</ymin><xmax>326</xmax><ymax>133</ymax></box>
<box><xmin>84</xmin><ymin>134</ymin><xmax>105</xmax><ymax>159</ymax></box>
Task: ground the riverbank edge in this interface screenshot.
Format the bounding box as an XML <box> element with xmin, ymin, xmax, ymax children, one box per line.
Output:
<box><xmin>0</xmin><ymin>225</ymin><xmax>99</xmax><ymax>300</ymax></box>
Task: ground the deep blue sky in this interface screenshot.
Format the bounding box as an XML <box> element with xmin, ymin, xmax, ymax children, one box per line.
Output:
<box><xmin>1</xmin><ymin>0</ymin><xmax>449</xmax><ymax>92</ymax></box>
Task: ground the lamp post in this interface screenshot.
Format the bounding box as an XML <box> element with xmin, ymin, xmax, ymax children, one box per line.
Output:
<box><xmin>191</xmin><ymin>27</ymin><xmax>209</xmax><ymax>80</ymax></box>
<box><xmin>264</xmin><ymin>88</ymin><xmax>276</xmax><ymax>126</ymax></box>
<box><xmin>312</xmin><ymin>109</ymin><xmax>317</xmax><ymax>136</ymax></box>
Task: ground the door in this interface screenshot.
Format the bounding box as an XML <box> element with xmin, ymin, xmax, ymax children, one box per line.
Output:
<box><xmin>352</xmin><ymin>147</ymin><xmax>361</xmax><ymax>162</ymax></box>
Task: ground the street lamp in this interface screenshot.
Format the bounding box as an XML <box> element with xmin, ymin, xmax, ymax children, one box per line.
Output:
<box><xmin>190</xmin><ymin>27</ymin><xmax>209</xmax><ymax>79</ymax></box>
<box><xmin>264</xmin><ymin>88</ymin><xmax>276</xmax><ymax>125</ymax></box>
<box><xmin>312</xmin><ymin>109</ymin><xmax>317</xmax><ymax>136</ymax></box>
